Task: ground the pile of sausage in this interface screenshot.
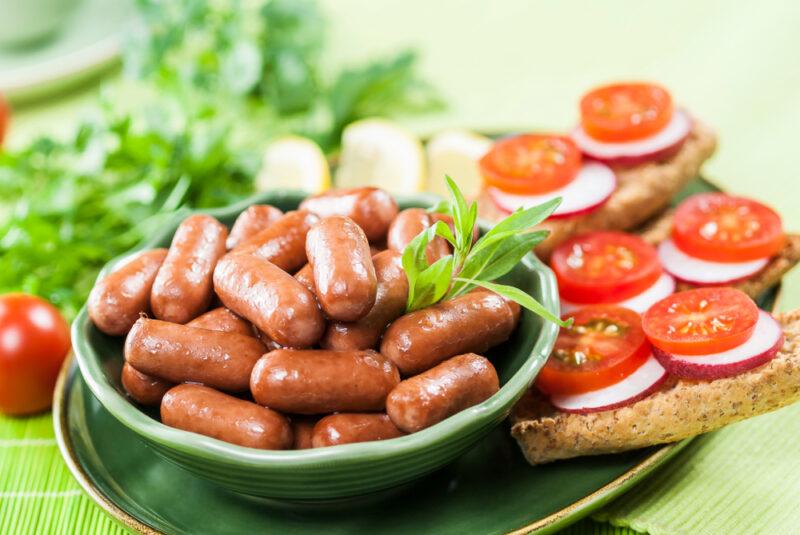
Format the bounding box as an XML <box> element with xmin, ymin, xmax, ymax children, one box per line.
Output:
<box><xmin>88</xmin><ymin>187</ymin><xmax>520</xmax><ymax>450</ymax></box>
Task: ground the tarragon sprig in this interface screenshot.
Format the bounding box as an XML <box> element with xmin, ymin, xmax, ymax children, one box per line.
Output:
<box><xmin>402</xmin><ymin>176</ymin><xmax>570</xmax><ymax>327</ymax></box>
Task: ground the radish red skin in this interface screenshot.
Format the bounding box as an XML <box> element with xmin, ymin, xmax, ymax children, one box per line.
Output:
<box><xmin>652</xmin><ymin>332</ymin><xmax>784</xmax><ymax>380</ymax></box>
<box><xmin>552</xmin><ymin>371</ymin><xmax>668</xmax><ymax>415</ymax></box>
<box><xmin>586</xmin><ymin>136</ymin><xmax>687</xmax><ymax>167</ymax></box>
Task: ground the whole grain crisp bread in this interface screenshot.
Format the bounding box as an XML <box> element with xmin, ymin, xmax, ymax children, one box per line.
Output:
<box><xmin>510</xmin><ymin>310</ymin><xmax>800</xmax><ymax>465</ymax></box>
<box><xmin>477</xmin><ymin>119</ymin><xmax>718</xmax><ymax>260</ymax></box>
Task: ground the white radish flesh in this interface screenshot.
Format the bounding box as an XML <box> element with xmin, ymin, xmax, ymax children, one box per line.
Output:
<box><xmin>487</xmin><ymin>162</ymin><xmax>616</xmax><ymax>218</ymax></box>
<box><xmin>658</xmin><ymin>239</ymin><xmax>769</xmax><ymax>285</ymax></box>
<box><xmin>560</xmin><ymin>272</ymin><xmax>676</xmax><ymax>314</ymax></box>
<box><xmin>653</xmin><ymin>310</ymin><xmax>784</xmax><ymax>380</ymax></box>
<box><xmin>549</xmin><ymin>355</ymin><xmax>667</xmax><ymax>414</ymax></box>
<box><xmin>571</xmin><ymin>109</ymin><xmax>692</xmax><ymax>166</ymax></box>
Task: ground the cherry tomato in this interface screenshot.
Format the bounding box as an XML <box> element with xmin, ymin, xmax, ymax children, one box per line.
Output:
<box><xmin>0</xmin><ymin>294</ymin><xmax>71</xmax><ymax>415</ymax></box>
<box><xmin>672</xmin><ymin>193</ymin><xmax>785</xmax><ymax>262</ymax></box>
<box><xmin>536</xmin><ymin>306</ymin><xmax>651</xmax><ymax>396</ymax></box>
<box><xmin>580</xmin><ymin>82</ymin><xmax>673</xmax><ymax>142</ymax></box>
<box><xmin>642</xmin><ymin>287</ymin><xmax>758</xmax><ymax>356</ymax></box>
<box><xmin>479</xmin><ymin>134</ymin><xmax>582</xmax><ymax>195</ymax></box>
<box><xmin>0</xmin><ymin>93</ymin><xmax>9</xmax><ymax>146</ymax></box>
<box><xmin>551</xmin><ymin>232</ymin><xmax>662</xmax><ymax>304</ymax></box>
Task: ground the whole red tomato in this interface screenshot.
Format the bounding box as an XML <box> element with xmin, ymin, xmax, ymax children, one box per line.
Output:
<box><xmin>0</xmin><ymin>92</ymin><xmax>9</xmax><ymax>146</ymax></box>
<box><xmin>0</xmin><ymin>294</ymin><xmax>71</xmax><ymax>415</ymax></box>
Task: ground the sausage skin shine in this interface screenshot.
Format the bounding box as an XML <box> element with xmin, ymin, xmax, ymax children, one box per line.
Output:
<box><xmin>250</xmin><ymin>349</ymin><xmax>400</xmax><ymax>414</ymax></box>
<box><xmin>380</xmin><ymin>290</ymin><xmax>520</xmax><ymax>375</ymax></box>
<box><xmin>161</xmin><ymin>384</ymin><xmax>292</xmax><ymax>449</ymax></box>
<box><xmin>386</xmin><ymin>353</ymin><xmax>499</xmax><ymax>433</ymax></box>
<box><xmin>311</xmin><ymin>413</ymin><xmax>404</xmax><ymax>448</ymax></box>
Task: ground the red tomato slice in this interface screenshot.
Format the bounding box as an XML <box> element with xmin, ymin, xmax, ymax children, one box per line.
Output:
<box><xmin>551</xmin><ymin>232</ymin><xmax>662</xmax><ymax>304</ymax></box>
<box><xmin>580</xmin><ymin>83</ymin><xmax>673</xmax><ymax>142</ymax></box>
<box><xmin>536</xmin><ymin>306</ymin><xmax>651</xmax><ymax>396</ymax></box>
<box><xmin>672</xmin><ymin>193</ymin><xmax>785</xmax><ymax>262</ymax></box>
<box><xmin>479</xmin><ymin>134</ymin><xmax>582</xmax><ymax>195</ymax></box>
<box><xmin>642</xmin><ymin>287</ymin><xmax>759</xmax><ymax>356</ymax></box>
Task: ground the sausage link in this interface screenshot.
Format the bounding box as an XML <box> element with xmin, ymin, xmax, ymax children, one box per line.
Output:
<box><xmin>250</xmin><ymin>349</ymin><xmax>400</xmax><ymax>414</ymax></box>
<box><xmin>306</xmin><ymin>216</ymin><xmax>377</xmax><ymax>321</ymax></box>
<box><xmin>151</xmin><ymin>215</ymin><xmax>228</xmax><ymax>323</ymax></box>
<box><xmin>386</xmin><ymin>353</ymin><xmax>499</xmax><ymax>433</ymax></box>
<box><xmin>293</xmin><ymin>263</ymin><xmax>315</xmax><ymax>293</ymax></box>
<box><xmin>311</xmin><ymin>414</ymin><xmax>404</xmax><ymax>448</ymax></box>
<box><xmin>124</xmin><ymin>318</ymin><xmax>265</xmax><ymax>392</ymax></box>
<box><xmin>88</xmin><ymin>249</ymin><xmax>168</xmax><ymax>335</ymax></box>
<box><xmin>121</xmin><ymin>362</ymin><xmax>173</xmax><ymax>406</ymax></box>
<box><xmin>299</xmin><ymin>187</ymin><xmax>398</xmax><ymax>243</ymax></box>
<box><xmin>161</xmin><ymin>384</ymin><xmax>292</xmax><ymax>449</ymax></box>
<box><xmin>213</xmin><ymin>253</ymin><xmax>325</xmax><ymax>348</ymax></box>
<box><xmin>226</xmin><ymin>205</ymin><xmax>283</xmax><ymax>250</ymax></box>
<box><xmin>321</xmin><ymin>250</ymin><xmax>408</xmax><ymax>350</ymax></box>
<box><xmin>291</xmin><ymin>418</ymin><xmax>318</xmax><ymax>450</ymax></box>
<box><xmin>380</xmin><ymin>290</ymin><xmax>520</xmax><ymax>375</ymax></box>
<box><xmin>387</xmin><ymin>208</ymin><xmax>450</xmax><ymax>264</ymax></box>
<box><xmin>186</xmin><ymin>307</ymin><xmax>253</xmax><ymax>336</ymax></box>
<box><xmin>232</xmin><ymin>210</ymin><xmax>318</xmax><ymax>272</ymax></box>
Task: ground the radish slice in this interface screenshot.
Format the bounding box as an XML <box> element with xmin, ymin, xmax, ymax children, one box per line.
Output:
<box><xmin>658</xmin><ymin>239</ymin><xmax>769</xmax><ymax>285</ymax></box>
<box><xmin>571</xmin><ymin>109</ymin><xmax>692</xmax><ymax>166</ymax></box>
<box><xmin>653</xmin><ymin>310</ymin><xmax>784</xmax><ymax>380</ymax></box>
<box><xmin>550</xmin><ymin>355</ymin><xmax>667</xmax><ymax>414</ymax></box>
<box><xmin>561</xmin><ymin>272</ymin><xmax>676</xmax><ymax>314</ymax></box>
<box><xmin>487</xmin><ymin>162</ymin><xmax>616</xmax><ymax>218</ymax></box>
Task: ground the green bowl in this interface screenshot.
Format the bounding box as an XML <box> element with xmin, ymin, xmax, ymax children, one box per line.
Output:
<box><xmin>71</xmin><ymin>190</ymin><xmax>560</xmax><ymax>501</ymax></box>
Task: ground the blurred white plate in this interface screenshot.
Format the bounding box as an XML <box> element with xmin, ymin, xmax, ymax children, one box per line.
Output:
<box><xmin>0</xmin><ymin>0</ymin><xmax>136</xmax><ymax>103</ymax></box>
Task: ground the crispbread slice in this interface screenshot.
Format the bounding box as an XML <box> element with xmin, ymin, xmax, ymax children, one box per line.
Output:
<box><xmin>477</xmin><ymin>120</ymin><xmax>718</xmax><ymax>260</ymax></box>
<box><xmin>510</xmin><ymin>310</ymin><xmax>800</xmax><ymax>465</ymax></box>
<box><xmin>638</xmin><ymin>210</ymin><xmax>800</xmax><ymax>299</ymax></box>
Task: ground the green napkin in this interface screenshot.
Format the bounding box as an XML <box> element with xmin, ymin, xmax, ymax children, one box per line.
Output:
<box><xmin>594</xmin><ymin>401</ymin><xmax>800</xmax><ymax>534</ymax></box>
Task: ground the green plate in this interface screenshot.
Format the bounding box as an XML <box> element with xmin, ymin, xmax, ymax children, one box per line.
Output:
<box><xmin>55</xmin><ymin>177</ymin><xmax>780</xmax><ymax>533</ymax></box>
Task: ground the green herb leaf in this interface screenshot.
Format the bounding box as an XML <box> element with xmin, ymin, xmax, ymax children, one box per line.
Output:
<box><xmin>407</xmin><ymin>255</ymin><xmax>454</xmax><ymax>312</ymax></box>
<box><xmin>454</xmin><ymin>278</ymin><xmax>571</xmax><ymax>328</ymax></box>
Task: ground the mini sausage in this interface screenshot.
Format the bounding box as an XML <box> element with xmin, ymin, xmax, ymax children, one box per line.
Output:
<box><xmin>186</xmin><ymin>307</ymin><xmax>253</xmax><ymax>336</ymax></box>
<box><xmin>226</xmin><ymin>205</ymin><xmax>283</xmax><ymax>249</ymax></box>
<box><xmin>299</xmin><ymin>187</ymin><xmax>398</xmax><ymax>243</ymax></box>
<box><xmin>291</xmin><ymin>418</ymin><xmax>318</xmax><ymax>450</ymax></box>
<box><xmin>250</xmin><ymin>349</ymin><xmax>400</xmax><ymax>414</ymax></box>
<box><xmin>232</xmin><ymin>210</ymin><xmax>318</xmax><ymax>272</ymax></box>
<box><xmin>293</xmin><ymin>263</ymin><xmax>315</xmax><ymax>293</ymax></box>
<box><xmin>124</xmin><ymin>318</ymin><xmax>265</xmax><ymax>392</ymax></box>
<box><xmin>386</xmin><ymin>353</ymin><xmax>499</xmax><ymax>433</ymax></box>
<box><xmin>151</xmin><ymin>214</ymin><xmax>228</xmax><ymax>324</ymax></box>
<box><xmin>213</xmin><ymin>253</ymin><xmax>325</xmax><ymax>348</ymax></box>
<box><xmin>311</xmin><ymin>414</ymin><xmax>404</xmax><ymax>448</ymax></box>
<box><xmin>161</xmin><ymin>384</ymin><xmax>293</xmax><ymax>450</ymax></box>
<box><xmin>380</xmin><ymin>290</ymin><xmax>520</xmax><ymax>375</ymax></box>
<box><xmin>88</xmin><ymin>249</ymin><xmax>168</xmax><ymax>335</ymax></box>
<box><xmin>387</xmin><ymin>208</ymin><xmax>450</xmax><ymax>264</ymax></box>
<box><xmin>121</xmin><ymin>362</ymin><xmax>173</xmax><ymax>406</ymax></box>
<box><xmin>320</xmin><ymin>250</ymin><xmax>408</xmax><ymax>350</ymax></box>
<box><xmin>306</xmin><ymin>216</ymin><xmax>377</xmax><ymax>321</ymax></box>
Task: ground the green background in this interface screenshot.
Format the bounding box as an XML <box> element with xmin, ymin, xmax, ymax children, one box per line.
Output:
<box><xmin>4</xmin><ymin>1</ymin><xmax>800</xmax><ymax>534</ymax></box>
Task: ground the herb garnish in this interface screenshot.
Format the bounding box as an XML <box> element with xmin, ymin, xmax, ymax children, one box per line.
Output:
<box><xmin>402</xmin><ymin>176</ymin><xmax>571</xmax><ymax>327</ymax></box>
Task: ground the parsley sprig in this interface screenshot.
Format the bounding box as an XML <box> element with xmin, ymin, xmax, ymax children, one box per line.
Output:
<box><xmin>401</xmin><ymin>176</ymin><xmax>570</xmax><ymax>327</ymax></box>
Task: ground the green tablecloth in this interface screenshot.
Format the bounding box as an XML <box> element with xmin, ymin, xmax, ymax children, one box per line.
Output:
<box><xmin>4</xmin><ymin>1</ymin><xmax>800</xmax><ymax>533</ymax></box>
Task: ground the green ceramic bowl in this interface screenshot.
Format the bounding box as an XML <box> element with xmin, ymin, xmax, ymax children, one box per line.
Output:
<box><xmin>72</xmin><ymin>190</ymin><xmax>560</xmax><ymax>501</ymax></box>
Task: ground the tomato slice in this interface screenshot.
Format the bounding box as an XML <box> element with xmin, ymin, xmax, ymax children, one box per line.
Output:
<box><xmin>536</xmin><ymin>306</ymin><xmax>651</xmax><ymax>395</ymax></box>
<box><xmin>551</xmin><ymin>232</ymin><xmax>662</xmax><ymax>304</ymax></box>
<box><xmin>479</xmin><ymin>134</ymin><xmax>582</xmax><ymax>195</ymax></box>
<box><xmin>580</xmin><ymin>83</ymin><xmax>673</xmax><ymax>142</ymax></box>
<box><xmin>672</xmin><ymin>193</ymin><xmax>785</xmax><ymax>262</ymax></box>
<box><xmin>642</xmin><ymin>287</ymin><xmax>759</xmax><ymax>356</ymax></box>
